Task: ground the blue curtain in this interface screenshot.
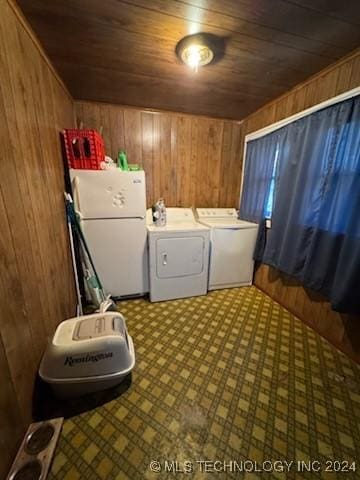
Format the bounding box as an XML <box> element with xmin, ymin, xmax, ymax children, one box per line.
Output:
<box><xmin>240</xmin><ymin>130</ymin><xmax>280</xmax><ymax>222</ymax></box>
<box><xmin>257</xmin><ymin>96</ymin><xmax>360</xmax><ymax>313</ymax></box>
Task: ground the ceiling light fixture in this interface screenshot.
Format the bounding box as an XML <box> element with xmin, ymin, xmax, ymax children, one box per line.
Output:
<box><xmin>176</xmin><ymin>33</ymin><xmax>217</xmax><ymax>72</ymax></box>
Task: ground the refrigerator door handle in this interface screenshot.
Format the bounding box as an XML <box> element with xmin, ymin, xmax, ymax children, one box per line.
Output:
<box><xmin>72</xmin><ymin>175</ymin><xmax>82</xmax><ymax>214</ymax></box>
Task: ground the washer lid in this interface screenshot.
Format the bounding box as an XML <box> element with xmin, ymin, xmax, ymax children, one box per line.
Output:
<box><xmin>199</xmin><ymin>218</ymin><xmax>258</xmax><ymax>229</ymax></box>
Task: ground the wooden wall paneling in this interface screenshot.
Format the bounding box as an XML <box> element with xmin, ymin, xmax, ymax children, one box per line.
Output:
<box><xmin>194</xmin><ymin>119</ymin><xmax>210</xmax><ymax>207</ymax></box>
<box><xmin>206</xmin><ymin>118</ymin><xmax>220</xmax><ymax>206</ymax></box>
<box><xmin>167</xmin><ymin>113</ymin><xmax>177</xmax><ymax>206</ymax></box>
<box><xmin>291</xmin><ymin>88</ymin><xmax>307</xmax><ymax>116</ymax></box>
<box><xmin>230</xmin><ymin>123</ymin><xmax>244</xmax><ymax>209</ymax></box>
<box><xmin>208</xmin><ymin>118</ymin><xmax>224</xmax><ymax>206</ymax></box>
<box><xmin>266</xmin><ymin>266</ymin><xmax>282</xmax><ymax>303</ymax></box>
<box><xmin>336</xmin><ymin>60</ymin><xmax>354</xmax><ymax>93</ymax></box>
<box><xmin>50</xmin><ymin>78</ymin><xmax>71</xmax><ymax>315</ymax></box>
<box><xmin>294</xmin><ymin>284</ymin><xmax>307</xmax><ymax>320</ymax></box>
<box><xmin>78</xmin><ymin>101</ymin><xmax>100</xmax><ymax>130</ymax></box>
<box><xmin>0</xmin><ymin>332</ymin><xmax>25</xmax><ymax>478</ymax></box>
<box><xmin>203</xmin><ymin>119</ymin><xmax>214</xmax><ymax>206</ymax></box>
<box><xmin>76</xmin><ymin>101</ymin><xmax>245</xmax><ymax>208</ymax></box>
<box><xmin>74</xmin><ymin>100</ymin><xmax>83</xmax><ymax>127</ymax></box>
<box><xmin>350</xmin><ymin>55</ymin><xmax>360</xmax><ymax>88</ymax></box>
<box><xmin>15</xmin><ymin>25</ymin><xmax>62</xmax><ymax>336</ymax></box>
<box><xmin>189</xmin><ymin>116</ymin><xmax>199</xmax><ymax>206</ymax></box>
<box><xmin>320</xmin><ymin>304</ymin><xmax>344</xmax><ymax>344</ymax></box>
<box><xmin>302</xmin><ymin>290</ymin><xmax>321</xmax><ymax>331</ymax></box>
<box><xmin>0</xmin><ymin>13</ymin><xmax>49</xmax><ymax>358</ymax></box>
<box><xmin>141</xmin><ymin>111</ymin><xmax>154</xmax><ymax>204</ymax></box>
<box><xmin>301</xmin><ymin>80</ymin><xmax>317</xmax><ymax>111</ymax></box>
<box><xmin>194</xmin><ymin>119</ymin><xmax>206</xmax><ymax>207</ymax></box>
<box><xmin>0</xmin><ymin>1</ymin><xmax>76</xmax><ymax>475</ymax></box>
<box><xmin>313</xmin><ymin>69</ymin><xmax>340</xmax><ymax>105</ymax></box>
<box><xmin>124</xmin><ymin>109</ymin><xmax>142</xmax><ymax>167</ymax></box>
<box><xmin>201</xmin><ymin>119</ymin><xmax>211</xmax><ymax>206</ymax></box>
<box><xmin>175</xmin><ymin>115</ymin><xmax>192</xmax><ymax>207</ymax></box>
<box><xmin>222</xmin><ymin>122</ymin><xmax>237</xmax><ymax>208</ymax></box>
<box><xmin>74</xmin><ymin>97</ymin><xmax>83</xmax><ymax>127</ymax></box>
<box><xmin>99</xmin><ymin>103</ymin><xmax>112</xmax><ymax>156</ymax></box>
<box><xmin>52</xmin><ymin>84</ymin><xmax>77</xmax><ymax>319</ymax></box>
<box><xmin>170</xmin><ymin>114</ymin><xmax>178</xmax><ymax>206</ymax></box>
<box><xmin>194</xmin><ymin>117</ymin><xmax>224</xmax><ymax>207</ymax></box>
<box><xmin>32</xmin><ymin>48</ymin><xmax>68</xmax><ymax>332</ymax></box>
<box><xmin>245</xmin><ymin>50</ymin><xmax>360</xmax><ymax>362</ymax></box>
<box><xmin>283</xmin><ymin>274</ymin><xmax>299</xmax><ymax>315</ymax></box>
<box><xmin>152</xmin><ymin>113</ymin><xmax>161</xmax><ymax>206</ymax></box>
<box><xmin>218</xmin><ymin>121</ymin><xmax>234</xmax><ymax>207</ymax></box>
<box><xmin>0</xmin><ymin>184</ymin><xmax>36</xmax><ymax>426</ymax></box>
<box><xmin>273</xmin><ymin>97</ymin><xmax>287</xmax><ymax>122</ymax></box>
<box><xmin>158</xmin><ymin>114</ymin><xmax>172</xmax><ymax>205</ymax></box>
<box><xmin>46</xmin><ymin>70</ymin><xmax>76</xmax><ymax>324</ymax></box>
<box><xmin>109</xmin><ymin>105</ymin><xmax>125</xmax><ymax>161</ymax></box>
<box><xmin>219</xmin><ymin>121</ymin><xmax>243</xmax><ymax>208</ymax></box>
<box><xmin>274</xmin><ymin>94</ymin><xmax>293</xmax><ymax>123</ymax></box>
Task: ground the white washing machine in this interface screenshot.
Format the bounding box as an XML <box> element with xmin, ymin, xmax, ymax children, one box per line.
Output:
<box><xmin>196</xmin><ymin>208</ymin><xmax>258</xmax><ymax>291</ymax></box>
<box><xmin>147</xmin><ymin>208</ymin><xmax>210</xmax><ymax>302</ymax></box>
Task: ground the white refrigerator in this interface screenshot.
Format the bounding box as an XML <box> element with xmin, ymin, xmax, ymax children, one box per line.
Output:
<box><xmin>70</xmin><ymin>169</ymin><xmax>148</xmax><ymax>298</ymax></box>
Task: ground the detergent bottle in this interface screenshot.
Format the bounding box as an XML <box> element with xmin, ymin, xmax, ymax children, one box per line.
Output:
<box><xmin>117</xmin><ymin>150</ymin><xmax>129</xmax><ymax>171</ymax></box>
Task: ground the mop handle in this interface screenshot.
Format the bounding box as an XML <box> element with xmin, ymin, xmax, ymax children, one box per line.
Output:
<box><xmin>65</xmin><ymin>194</ymin><xmax>105</xmax><ymax>296</ymax></box>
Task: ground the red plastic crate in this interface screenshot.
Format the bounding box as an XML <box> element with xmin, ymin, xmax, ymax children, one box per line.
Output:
<box><xmin>63</xmin><ymin>129</ymin><xmax>105</xmax><ymax>170</ymax></box>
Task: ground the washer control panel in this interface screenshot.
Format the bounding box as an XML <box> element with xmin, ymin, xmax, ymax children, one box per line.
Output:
<box><xmin>196</xmin><ymin>208</ymin><xmax>238</xmax><ymax>219</ymax></box>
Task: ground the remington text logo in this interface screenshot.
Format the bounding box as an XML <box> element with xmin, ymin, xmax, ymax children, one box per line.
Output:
<box><xmin>64</xmin><ymin>352</ymin><xmax>113</xmax><ymax>367</ymax></box>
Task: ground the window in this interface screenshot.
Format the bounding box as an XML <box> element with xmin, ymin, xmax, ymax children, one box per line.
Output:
<box><xmin>263</xmin><ymin>142</ymin><xmax>280</xmax><ymax>219</ymax></box>
<box><xmin>241</xmin><ymin>93</ymin><xmax>360</xmax><ymax>313</ymax></box>
<box><xmin>239</xmin><ymin>130</ymin><xmax>280</xmax><ymax>223</ymax></box>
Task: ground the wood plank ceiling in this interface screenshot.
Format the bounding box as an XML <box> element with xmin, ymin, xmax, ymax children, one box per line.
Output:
<box><xmin>18</xmin><ymin>0</ymin><xmax>360</xmax><ymax>119</ymax></box>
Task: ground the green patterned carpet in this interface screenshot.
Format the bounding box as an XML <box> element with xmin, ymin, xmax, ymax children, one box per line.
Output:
<box><xmin>49</xmin><ymin>287</ymin><xmax>360</xmax><ymax>479</ymax></box>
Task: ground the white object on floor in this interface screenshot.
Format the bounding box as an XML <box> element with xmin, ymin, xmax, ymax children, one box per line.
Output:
<box><xmin>196</xmin><ymin>208</ymin><xmax>258</xmax><ymax>290</ymax></box>
<box><xmin>147</xmin><ymin>208</ymin><xmax>210</xmax><ymax>302</ymax></box>
<box><xmin>70</xmin><ymin>169</ymin><xmax>148</xmax><ymax>298</ymax></box>
<box><xmin>39</xmin><ymin>312</ymin><xmax>135</xmax><ymax>397</ymax></box>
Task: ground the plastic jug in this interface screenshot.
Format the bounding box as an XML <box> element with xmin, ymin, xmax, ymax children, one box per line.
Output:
<box><xmin>152</xmin><ymin>199</ymin><xmax>167</xmax><ymax>226</ymax></box>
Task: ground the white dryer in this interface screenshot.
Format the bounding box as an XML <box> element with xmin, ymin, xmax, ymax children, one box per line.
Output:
<box><xmin>196</xmin><ymin>208</ymin><xmax>258</xmax><ymax>291</ymax></box>
<box><xmin>147</xmin><ymin>208</ymin><xmax>210</xmax><ymax>302</ymax></box>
